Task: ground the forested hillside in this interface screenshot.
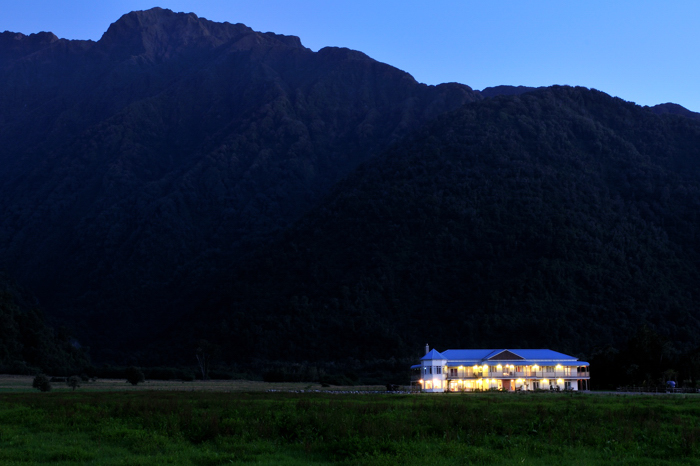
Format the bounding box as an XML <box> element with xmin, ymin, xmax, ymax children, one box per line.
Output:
<box><xmin>0</xmin><ymin>274</ymin><xmax>88</xmax><ymax>374</ymax></box>
<box><xmin>159</xmin><ymin>86</ymin><xmax>700</xmax><ymax>367</ymax></box>
<box><xmin>0</xmin><ymin>8</ymin><xmax>479</xmax><ymax>354</ymax></box>
<box><xmin>2</xmin><ymin>9</ymin><xmax>700</xmax><ymax>377</ymax></box>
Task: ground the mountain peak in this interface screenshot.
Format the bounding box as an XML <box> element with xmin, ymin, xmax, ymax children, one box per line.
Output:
<box><xmin>0</xmin><ymin>31</ymin><xmax>60</xmax><ymax>61</ymax></box>
<box><xmin>649</xmin><ymin>102</ymin><xmax>700</xmax><ymax>121</ymax></box>
<box><xmin>98</xmin><ymin>7</ymin><xmax>303</xmax><ymax>61</ymax></box>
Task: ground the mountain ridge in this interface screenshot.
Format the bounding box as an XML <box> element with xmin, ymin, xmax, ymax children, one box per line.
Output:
<box><xmin>0</xmin><ymin>8</ymin><xmax>481</xmax><ymax>356</ymax></box>
<box><xmin>2</xmin><ymin>9</ymin><xmax>700</xmax><ymax>370</ymax></box>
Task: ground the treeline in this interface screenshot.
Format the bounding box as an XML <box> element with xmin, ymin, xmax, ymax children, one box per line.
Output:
<box><xmin>0</xmin><ymin>273</ymin><xmax>89</xmax><ymax>375</ymax></box>
<box><xmin>591</xmin><ymin>325</ymin><xmax>700</xmax><ymax>390</ymax></box>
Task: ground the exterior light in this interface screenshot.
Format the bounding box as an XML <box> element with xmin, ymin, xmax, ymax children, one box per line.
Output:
<box><xmin>419</xmin><ymin>379</ymin><xmax>424</xmax><ymax>384</ymax></box>
<box><xmin>556</xmin><ymin>364</ymin><xmax>562</xmax><ymax>369</ymax></box>
<box><xmin>557</xmin><ymin>379</ymin><xmax>563</xmax><ymax>383</ymax></box>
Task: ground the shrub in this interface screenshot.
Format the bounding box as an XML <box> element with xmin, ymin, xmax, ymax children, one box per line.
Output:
<box><xmin>125</xmin><ymin>366</ymin><xmax>145</xmax><ymax>386</ymax></box>
<box><xmin>66</xmin><ymin>375</ymin><xmax>81</xmax><ymax>391</ymax></box>
<box><xmin>32</xmin><ymin>374</ymin><xmax>52</xmax><ymax>392</ymax></box>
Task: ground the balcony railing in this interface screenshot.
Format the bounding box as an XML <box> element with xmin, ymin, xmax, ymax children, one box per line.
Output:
<box><xmin>446</xmin><ymin>370</ymin><xmax>588</xmax><ymax>379</ymax></box>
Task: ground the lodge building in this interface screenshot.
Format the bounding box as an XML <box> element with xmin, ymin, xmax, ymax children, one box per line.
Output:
<box><xmin>411</xmin><ymin>346</ymin><xmax>590</xmax><ymax>392</ymax></box>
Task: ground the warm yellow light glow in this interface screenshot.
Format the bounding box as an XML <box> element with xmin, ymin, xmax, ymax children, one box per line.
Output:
<box><xmin>473</xmin><ymin>365</ymin><xmax>479</xmax><ymax>370</ymax></box>
<box><xmin>533</xmin><ymin>365</ymin><xmax>539</xmax><ymax>370</ymax></box>
<box><xmin>556</xmin><ymin>364</ymin><xmax>563</xmax><ymax>369</ymax></box>
<box><xmin>543</xmin><ymin>379</ymin><xmax>549</xmax><ymax>384</ymax></box>
<box><xmin>497</xmin><ymin>364</ymin><xmax>503</xmax><ymax>370</ymax></box>
<box><xmin>419</xmin><ymin>379</ymin><xmax>424</xmax><ymax>384</ymax></box>
<box><xmin>557</xmin><ymin>379</ymin><xmax>563</xmax><ymax>383</ymax></box>
<box><xmin>516</xmin><ymin>379</ymin><xmax>523</xmax><ymax>383</ymax></box>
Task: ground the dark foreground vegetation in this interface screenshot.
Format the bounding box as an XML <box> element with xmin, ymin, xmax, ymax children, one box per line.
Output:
<box><xmin>1</xmin><ymin>391</ymin><xmax>700</xmax><ymax>465</ymax></box>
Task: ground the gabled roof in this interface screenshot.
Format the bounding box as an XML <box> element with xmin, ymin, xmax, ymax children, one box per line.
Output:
<box><xmin>487</xmin><ymin>349</ymin><xmax>525</xmax><ymax>361</ymax></box>
<box><xmin>425</xmin><ymin>348</ymin><xmax>581</xmax><ymax>364</ymax></box>
<box><xmin>421</xmin><ymin>349</ymin><xmax>446</xmax><ymax>360</ymax></box>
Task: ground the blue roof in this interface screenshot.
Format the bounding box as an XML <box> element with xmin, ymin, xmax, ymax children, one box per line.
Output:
<box><xmin>510</xmin><ymin>349</ymin><xmax>578</xmax><ymax>361</ymax></box>
<box><xmin>421</xmin><ymin>349</ymin><xmax>446</xmax><ymax>360</ymax></box>
<box><xmin>427</xmin><ymin>348</ymin><xmax>582</xmax><ymax>364</ymax></box>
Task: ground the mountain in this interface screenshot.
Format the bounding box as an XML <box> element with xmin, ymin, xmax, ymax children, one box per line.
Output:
<box><xmin>158</xmin><ymin>86</ymin><xmax>700</xmax><ymax>366</ymax></box>
<box><xmin>650</xmin><ymin>103</ymin><xmax>700</xmax><ymax>121</ymax></box>
<box><xmin>0</xmin><ymin>8</ymin><xmax>480</xmax><ymax>354</ymax></box>
<box><xmin>3</xmin><ymin>9</ymin><xmax>700</xmax><ymax>370</ymax></box>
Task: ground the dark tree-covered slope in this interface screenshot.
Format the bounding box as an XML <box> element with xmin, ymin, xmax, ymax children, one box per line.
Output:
<box><xmin>166</xmin><ymin>86</ymin><xmax>700</xmax><ymax>365</ymax></box>
<box><xmin>0</xmin><ymin>273</ymin><xmax>88</xmax><ymax>374</ymax></box>
<box><xmin>650</xmin><ymin>102</ymin><xmax>700</xmax><ymax>121</ymax></box>
<box><xmin>0</xmin><ymin>8</ymin><xmax>480</xmax><ymax>351</ymax></box>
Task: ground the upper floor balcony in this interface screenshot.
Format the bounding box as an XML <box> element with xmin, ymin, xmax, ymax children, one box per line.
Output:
<box><xmin>445</xmin><ymin>364</ymin><xmax>589</xmax><ymax>379</ymax></box>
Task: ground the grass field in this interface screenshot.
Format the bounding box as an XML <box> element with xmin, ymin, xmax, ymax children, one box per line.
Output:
<box><xmin>0</xmin><ymin>375</ymin><xmax>389</xmax><ymax>394</ymax></box>
<box><xmin>1</xmin><ymin>377</ymin><xmax>700</xmax><ymax>464</ymax></box>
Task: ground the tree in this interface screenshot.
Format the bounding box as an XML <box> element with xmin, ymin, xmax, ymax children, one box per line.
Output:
<box><xmin>125</xmin><ymin>366</ymin><xmax>145</xmax><ymax>386</ymax></box>
<box><xmin>32</xmin><ymin>374</ymin><xmax>51</xmax><ymax>392</ymax></box>
<box><xmin>66</xmin><ymin>375</ymin><xmax>81</xmax><ymax>391</ymax></box>
<box><xmin>196</xmin><ymin>339</ymin><xmax>218</xmax><ymax>381</ymax></box>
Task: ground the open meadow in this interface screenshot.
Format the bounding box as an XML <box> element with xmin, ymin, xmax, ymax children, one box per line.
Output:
<box><xmin>1</xmin><ymin>376</ymin><xmax>700</xmax><ymax>465</ymax></box>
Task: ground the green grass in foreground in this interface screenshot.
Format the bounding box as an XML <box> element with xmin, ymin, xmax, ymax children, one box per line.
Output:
<box><xmin>1</xmin><ymin>391</ymin><xmax>700</xmax><ymax>465</ymax></box>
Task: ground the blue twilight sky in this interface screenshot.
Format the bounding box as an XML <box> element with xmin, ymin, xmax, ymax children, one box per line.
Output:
<box><xmin>2</xmin><ymin>1</ymin><xmax>698</xmax><ymax>112</ymax></box>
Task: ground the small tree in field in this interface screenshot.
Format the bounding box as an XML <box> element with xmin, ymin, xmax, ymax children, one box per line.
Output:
<box><xmin>32</xmin><ymin>374</ymin><xmax>52</xmax><ymax>392</ymax></box>
<box><xmin>125</xmin><ymin>366</ymin><xmax>145</xmax><ymax>386</ymax></box>
<box><xmin>196</xmin><ymin>339</ymin><xmax>220</xmax><ymax>381</ymax></box>
<box><xmin>66</xmin><ymin>375</ymin><xmax>81</xmax><ymax>391</ymax></box>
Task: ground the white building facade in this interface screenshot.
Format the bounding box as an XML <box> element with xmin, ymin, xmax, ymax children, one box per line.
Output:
<box><xmin>412</xmin><ymin>347</ymin><xmax>590</xmax><ymax>392</ymax></box>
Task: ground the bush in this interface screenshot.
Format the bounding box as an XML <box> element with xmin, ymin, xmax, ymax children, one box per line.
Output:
<box><xmin>32</xmin><ymin>374</ymin><xmax>52</xmax><ymax>392</ymax></box>
<box><xmin>125</xmin><ymin>366</ymin><xmax>145</xmax><ymax>386</ymax></box>
<box><xmin>67</xmin><ymin>375</ymin><xmax>81</xmax><ymax>391</ymax></box>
